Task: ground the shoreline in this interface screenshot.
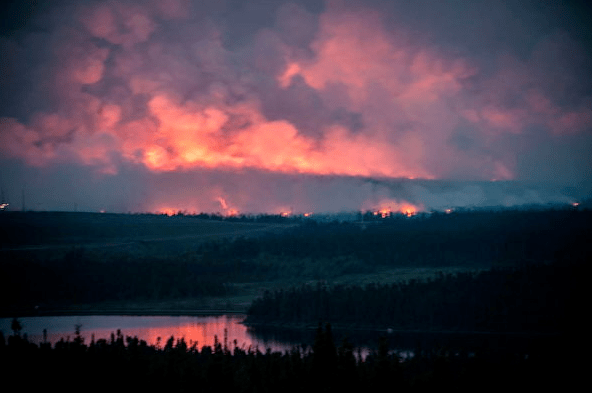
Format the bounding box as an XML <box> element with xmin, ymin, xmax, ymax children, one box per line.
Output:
<box><xmin>242</xmin><ymin>319</ymin><xmax>563</xmax><ymax>337</ymax></box>
<box><xmin>1</xmin><ymin>311</ymin><xmax>562</xmax><ymax>338</ymax></box>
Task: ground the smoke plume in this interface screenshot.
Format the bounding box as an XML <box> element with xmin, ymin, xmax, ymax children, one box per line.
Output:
<box><xmin>1</xmin><ymin>0</ymin><xmax>590</xmax><ymax>213</ymax></box>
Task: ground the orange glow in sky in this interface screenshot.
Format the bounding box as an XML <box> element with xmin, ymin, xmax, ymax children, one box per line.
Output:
<box><xmin>0</xmin><ymin>0</ymin><xmax>589</xmax><ymax>214</ymax></box>
<box><xmin>401</xmin><ymin>205</ymin><xmax>417</xmax><ymax>217</ymax></box>
<box><xmin>157</xmin><ymin>207</ymin><xmax>177</xmax><ymax>216</ymax></box>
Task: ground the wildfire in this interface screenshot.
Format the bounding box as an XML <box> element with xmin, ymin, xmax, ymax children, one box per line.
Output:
<box><xmin>374</xmin><ymin>208</ymin><xmax>391</xmax><ymax>218</ymax></box>
<box><xmin>367</xmin><ymin>199</ymin><xmax>422</xmax><ymax>218</ymax></box>
<box><xmin>226</xmin><ymin>209</ymin><xmax>239</xmax><ymax>216</ymax></box>
<box><xmin>401</xmin><ymin>205</ymin><xmax>417</xmax><ymax>217</ymax></box>
<box><xmin>217</xmin><ymin>197</ymin><xmax>229</xmax><ymax>210</ymax></box>
<box><xmin>158</xmin><ymin>207</ymin><xmax>177</xmax><ymax>216</ymax></box>
<box><xmin>216</xmin><ymin>196</ymin><xmax>240</xmax><ymax>216</ymax></box>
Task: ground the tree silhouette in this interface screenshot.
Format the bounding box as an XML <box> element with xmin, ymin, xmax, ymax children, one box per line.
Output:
<box><xmin>11</xmin><ymin>318</ymin><xmax>22</xmax><ymax>336</ymax></box>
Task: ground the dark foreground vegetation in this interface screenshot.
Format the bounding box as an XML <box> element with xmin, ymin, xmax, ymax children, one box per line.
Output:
<box><xmin>1</xmin><ymin>323</ymin><xmax>576</xmax><ymax>393</ymax></box>
<box><xmin>1</xmin><ymin>208</ymin><xmax>590</xmax><ymax>314</ymax></box>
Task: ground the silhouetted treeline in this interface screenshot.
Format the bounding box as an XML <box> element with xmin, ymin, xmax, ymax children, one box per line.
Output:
<box><xmin>0</xmin><ymin>323</ymin><xmax>572</xmax><ymax>392</ymax></box>
<box><xmin>247</xmin><ymin>260</ymin><xmax>586</xmax><ymax>334</ymax></box>
<box><xmin>201</xmin><ymin>208</ymin><xmax>591</xmax><ymax>268</ymax></box>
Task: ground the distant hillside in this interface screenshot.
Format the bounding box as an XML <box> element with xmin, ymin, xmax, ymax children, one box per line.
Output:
<box><xmin>1</xmin><ymin>208</ymin><xmax>589</xmax><ymax>315</ymax></box>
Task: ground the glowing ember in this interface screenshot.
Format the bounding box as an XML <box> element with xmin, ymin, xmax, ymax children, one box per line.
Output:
<box><xmin>158</xmin><ymin>208</ymin><xmax>177</xmax><ymax>216</ymax></box>
<box><xmin>226</xmin><ymin>209</ymin><xmax>240</xmax><ymax>216</ymax></box>
<box><xmin>402</xmin><ymin>206</ymin><xmax>417</xmax><ymax>217</ymax></box>
<box><xmin>378</xmin><ymin>208</ymin><xmax>391</xmax><ymax>218</ymax></box>
<box><xmin>366</xmin><ymin>199</ymin><xmax>422</xmax><ymax>218</ymax></box>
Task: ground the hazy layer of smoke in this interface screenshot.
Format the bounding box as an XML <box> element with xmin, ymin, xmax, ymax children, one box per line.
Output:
<box><xmin>0</xmin><ymin>158</ymin><xmax>582</xmax><ymax>214</ymax></box>
<box><xmin>0</xmin><ymin>0</ymin><xmax>590</xmax><ymax>212</ymax></box>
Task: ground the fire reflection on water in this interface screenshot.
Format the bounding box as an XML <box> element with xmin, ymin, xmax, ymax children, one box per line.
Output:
<box><xmin>0</xmin><ymin>315</ymin><xmax>287</xmax><ymax>352</ymax></box>
<box><xmin>3</xmin><ymin>315</ymin><xmax>493</xmax><ymax>360</ymax></box>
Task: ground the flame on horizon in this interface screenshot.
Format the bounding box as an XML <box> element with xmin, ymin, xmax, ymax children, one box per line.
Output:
<box><xmin>217</xmin><ymin>197</ymin><xmax>229</xmax><ymax>211</ymax></box>
<box><xmin>368</xmin><ymin>199</ymin><xmax>423</xmax><ymax>218</ymax></box>
<box><xmin>157</xmin><ymin>207</ymin><xmax>177</xmax><ymax>216</ymax></box>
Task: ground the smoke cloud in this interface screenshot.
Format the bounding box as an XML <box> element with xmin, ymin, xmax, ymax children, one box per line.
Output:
<box><xmin>1</xmin><ymin>0</ymin><xmax>590</xmax><ymax>213</ymax></box>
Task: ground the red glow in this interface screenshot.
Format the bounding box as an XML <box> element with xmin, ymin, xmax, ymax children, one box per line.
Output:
<box><xmin>366</xmin><ymin>199</ymin><xmax>423</xmax><ymax>218</ymax></box>
<box><xmin>401</xmin><ymin>205</ymin><xmax>417</xmax><ymax>217</ymax></box>
<box><xmin>216</xmin><ymin>196</ymin><xmax>240</xmax><ymax>216</ymax></box>
<box><xmin>377</xmin><ymin>207</ymin><xmax>391</xmax><ymax>218</ymax></box>
<box><xmin>226</xmin><ymin>209</ymin><xmax>240</xmax><ymax>216</ymax></box>
<box><xmin>157</xmin><ymin>207</ymin><xmax>177</xmax><ymax>216</ymax></box>
<box><xmin>217</xmin><ymin>197</ymin><xmax>229</xmax><ymax>210</ymax></box>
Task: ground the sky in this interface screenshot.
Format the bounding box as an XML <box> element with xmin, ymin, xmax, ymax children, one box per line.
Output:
<box><xmin>1</xmin><ymin>0</ymin><xmax>591</xmax><ymax>214</ymax></box>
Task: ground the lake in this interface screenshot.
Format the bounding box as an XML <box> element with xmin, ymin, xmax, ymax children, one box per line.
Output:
<box><xmin>0</xmin><ymin>314</ymin><xmax>549</xmax><ymax>358</ymax></box>
<box><xmin>0</xmin><ymin>315</ymin><xmax>294</xmax><ymax>352</ymax></box>
<box><xmin>0</xmin><ymin>314</ymin><xmax>409</xmax><ymax>358</ymax></box>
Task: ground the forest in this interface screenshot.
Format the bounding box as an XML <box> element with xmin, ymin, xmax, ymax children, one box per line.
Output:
<box><xmin>0</xmin><ymin>207</ymin><xmax>588</xmax><ymax>390</ymax></box>
<box><xmin>246</xmin><ymin>260</ymin><xmax>584</xmax><ymax>333</ymax></box>
<box><xmin>1</xmin><ymin>207</ymin><xmax>589</xmax><ymax>315</ymax></box>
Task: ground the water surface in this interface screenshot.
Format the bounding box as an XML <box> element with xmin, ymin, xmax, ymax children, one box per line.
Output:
<box><xmin>0</xmin><ymin>315</ymin><xmax>291</xmax><ymax>352</ymax></box>
<box><xmin>1</xmin><ymin>315</ymin><xmax>544</xmax><ymax>358</ymax></box>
